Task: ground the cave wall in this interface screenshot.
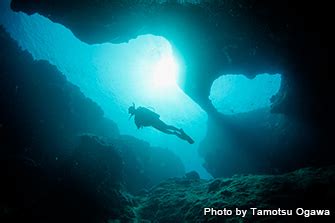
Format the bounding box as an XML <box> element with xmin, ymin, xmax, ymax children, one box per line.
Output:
<box><xmin>0</xmin><ymin>25</ymin><xmax>122</xmax><ymax>222</ymax></box>
<box><xmin>199</xmin><ymin>108</ymin><xmax>331</xmax><ymax>177</ymax></box>
<box><xmin>0</xmin><ymin>25</ymin><xmax>185</xmax><ymax>221</ymax></box>
<box><xmin>0</xmin><ymin>23</ymin><xmax>184</xmax><ymax>187</ymax></box>
<box><xmin>0</xmin><ymin>28</ymin><xmax>119</xmax><ymax>166</ymax></box>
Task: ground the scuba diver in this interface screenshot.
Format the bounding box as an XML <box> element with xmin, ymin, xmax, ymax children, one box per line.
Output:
<box><xmin>128</xmin><ymin>103</ymin><xmax>194</xmax><ymax>144</ymax></box>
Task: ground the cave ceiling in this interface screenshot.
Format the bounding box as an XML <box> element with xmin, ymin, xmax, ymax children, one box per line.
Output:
<box><xmin>11</xmin><ymin>0</ymin><xmax>331</xmax><ymax>121</ymax></box>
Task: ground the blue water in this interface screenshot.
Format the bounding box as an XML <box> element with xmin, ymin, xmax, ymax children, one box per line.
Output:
<box><xmin>0</xmin><ymin>0</ymin><xmax>281</xmax><ymax>179</ymax></box>
<box><xmin>210</xmin><ymin>74</ymin><xmax>281</xmax><ymax>114</ymax></box>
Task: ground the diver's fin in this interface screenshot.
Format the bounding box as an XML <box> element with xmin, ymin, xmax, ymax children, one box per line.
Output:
<box><xmin>179</xmin><ymin>129</ymin><xmax>195</xmax><ymax>144</ymax></box>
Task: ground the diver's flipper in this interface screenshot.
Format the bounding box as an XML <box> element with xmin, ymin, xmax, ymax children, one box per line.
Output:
<box><xmin>179</xmin><ymin>129</ymin><xmax>195</xmax><ymax>144</ymax></box>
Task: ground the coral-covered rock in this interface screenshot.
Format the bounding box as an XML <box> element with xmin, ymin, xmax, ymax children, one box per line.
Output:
<box><xmin>137</xmin><ymin>166</ymin><xmax>335</xmax><ymax>222</ymax></box>
<box><xmin>185</xmin><ymin>171</ymin><xmax>200</xmax><ymax>180</ymax></box>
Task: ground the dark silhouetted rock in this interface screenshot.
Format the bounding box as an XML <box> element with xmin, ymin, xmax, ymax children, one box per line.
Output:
<box><xmin>200</xmin><ymin>108</ymin><xmax>326</xmax><ymax>177</ymax></box>
<box><xmin>63</xmin><ymin>134</ymin><xmax>135</xmax><ymax>222</ymax></box>
<box><xmin>0</xmin><ymin>26</ymin><xmax>119</xmax><ymax>168</ymax></box>
<box><xmin>185</xmin><ymin>170</ymin><xmax>200</xmax><ymax>180</ymax></box>
<box><xmin>113</xmin><ymin>135</ymin><xmax>185</xmax><ymax>194</ymax></box>
<box><xmin>0</xmin><ymin>26</ymin><xmax>184</xmax><ymax>222</ymax></box>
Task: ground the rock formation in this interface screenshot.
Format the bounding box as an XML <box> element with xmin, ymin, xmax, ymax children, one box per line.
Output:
<box><xmin>136</xmin><ymin>166</ymin><xmax>335</xmax><ymax>222</ymax></box>
<box><xmin>0</xmin><ymin>25</ymin><xmax>185</xmax><ymax>222</ymax></box>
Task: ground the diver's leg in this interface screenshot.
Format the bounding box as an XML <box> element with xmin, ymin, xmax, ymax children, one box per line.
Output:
<box><xmin>152</xmin><ymin>119</ymin><xmax>193</xmax><ymax>143</ymax></box>
<box><xmin>159</xmin><ymin>128</ymin><xmax>175</xmax><ymax>135</ymax></box>
<box><xmin>165</xmin><ymin>125</ymin><xmax>180</xmax><ymax>131</ymax></box>
<box><xmin>152</xmin><ymin>120</ymin><xmax>184</xmax><ymax>136</ymax></box>
<box><xmin>152</xmin><ymin>120</ymin><xmax>176</xmax><ymax>134</ymax></box>
<box><xmin>163</xmin><ymin>129</ymin><xmax>184</xmax><ymax>138</ymax></box>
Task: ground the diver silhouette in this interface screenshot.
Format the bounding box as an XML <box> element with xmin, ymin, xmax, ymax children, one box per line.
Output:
<box><xmin>128</xmin><ymin>103</ymin><xmax>194</xmax><ymax>144</ymax></box>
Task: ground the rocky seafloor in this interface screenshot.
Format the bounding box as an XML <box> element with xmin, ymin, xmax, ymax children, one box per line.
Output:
<box><xmin>2</xmin><ymin>132</ymin><xmax>334</xmax><ymax>222</ymax></box>
<box><xmin>136</xmin><ymin>166</ymin><xmax>335</xmax><ymax>222</ymax></box>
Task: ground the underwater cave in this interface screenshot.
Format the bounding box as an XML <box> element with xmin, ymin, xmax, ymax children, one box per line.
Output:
<box><xmin>0</xmin><ymin>0</ymin><xmax>333</xmax><ymax>222</ymax></box>
<box><xmin>0</xmin><ymin>0</ymin><xmax>283</xmax><ymax>178</ymax></box>
<box><xmin>0</xmin><ymin>0</ymin><xmax>209</xmax><ymax>177</ymax></box>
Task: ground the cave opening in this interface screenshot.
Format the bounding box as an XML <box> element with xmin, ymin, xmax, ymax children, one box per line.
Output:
<box><xmin>209</xmin><ymin>74</ymin><xmax>282</xmax><ymax>115</ymax></box>
<box><xmin>0</xmin><ymin>0</ymin><xmax>210</xmax><ymax>177</ymax></box>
